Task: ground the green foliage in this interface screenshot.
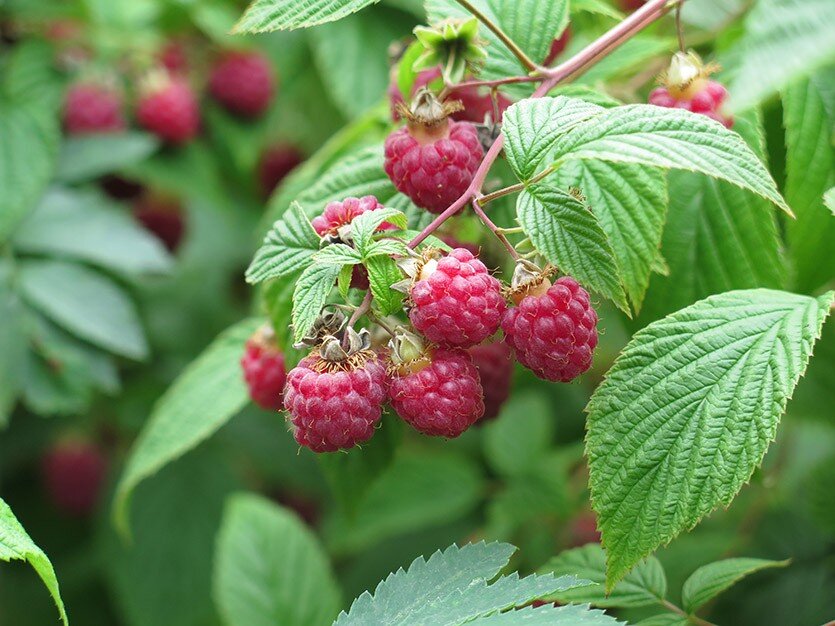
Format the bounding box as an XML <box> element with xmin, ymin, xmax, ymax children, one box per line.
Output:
<box><xmin>0</xmin><ymin>497</ymin><xmax>68</xmax><ymax>625</ymax></box>
<box><xmin>587</xmin><ymin>289</ymin><xmax>833</xmax><ymax>587</ymax></box>
<box><xmin>214</xmin><ymin>494</ymin><xmax>342</xmax><ymax>626</ymax></box>
<box><xmin>365</xmin><ymin>255</ymin><xmax>405</xmax><ymax>315</ymax></box>
<box><xmin>235</xmin><ymin>0</ymin><xmax>382</xmax><ymax>32</ymax></box>
<box><xmin>247</xmin><ymin>202</ymin><xmax>321</xmax><ymax>284</ymax></box>
<box><xmin>681</xmin><ymin>558</ymin><xmax>789</xmax><ymax>614</ymax></box>
<box><xmin>292</xmin><ymin>264</ymin><xmax>344</xmax><ymax>342</ymax></box>
<box><xmin>55</xmin><ymin>133</ymin><xmax>159</xmax><ymax>183</ymax></box>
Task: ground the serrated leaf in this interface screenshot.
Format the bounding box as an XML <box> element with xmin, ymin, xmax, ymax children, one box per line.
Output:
<box><xmin>234</xmin><ymin>0</ymin><xmax>381</xmax><ymax>32</ymax></box>
<box><xmin>556</xmin><ymin>161</ymin><xmax>667</xmax><ymax>312</ymax></box>
<box><xmin>587</xmin><ymin>289</ymin><xmax>834</xmax><ymax>587</ymax></box>
<box><xmin>247</xmin><ymin>202</ymin><xmax>321</xmax><ymax>284</ymax></box>
<box><xmin>293</xmin><ymin>264</ymin><xmax>343</xmax><ymax>342</ymax></box>
<box><xmin>351</xmin><ymin>207</ymin><xmax>408</xmax><ymax>254</ymax></box>
<box><xmin>334</xmin><ymin>542</ymin><xmax>589</xmax><ymax>625</ymax></box>
<box><xmin>0</xmin><ymin>497</ymin><xmax>68</xmax><ymax>626</ymax></box>
<box><xmin>19</xmin><ymin>260</ymin><xmax>148</xmax><ymax>360</ymax></box>
<box><xmin>314</xmin><ymin>243</ymin><xmax>363</xmax><ymax>265</ymax></box>
<box><xmin>550</xmin><ymin>101</ymin><xmax>791</xmax><ymax>215</ymax></box>
<box><xmin>725</xmin><ymin>0</ymin><xmax>835</xmax><ymax>111</ymax></box>
<box><xmin>364</xmin><ymin>238</ymin><xmax>411</xmax><ymax>259</ymax></box>
<box><xmin>112</xmin><ymin>318</ymin><xmax>263</xmax><ymax>537</ymax></box>
<box><xmin>681</xmin><ymin>558</ymin><xmax>788</xmax><ymax>614</ymax></box>
<box><xmin>264</xmin><ymin>277</ymin><xmax>304</xmax><ymax>366</ymax></box>
<box><xmin>466</xmin><ymin>603</ymin><xmax>623</xmax><ymax>625</ymax></box>
<box><xmin>214</xmin><ymin>494</ymin><xmax>341</xmax><ymax>626</ymax></box>
<box><xmin>540</xmin><ymin>544</ymin><xmax>666</xmax><ymax>609</ymax></box>
<box><xmin>365</xmin><ymin>255</ymin><xmax>404</xmax><ymax>315</ymax></box>
<box><xmin>55</xmin><ymin>132</ymin><xmax>160</xmax><ymax>182</ymax></box>
<box><xmin>337</xmin><ymin>265</ymin><xmax>354</xmax><ymax>299</ymax></box>
<box><xmin>517</xmin><ymin>184</ymin><xmax>629</xmax><ymax>313</ymax></box>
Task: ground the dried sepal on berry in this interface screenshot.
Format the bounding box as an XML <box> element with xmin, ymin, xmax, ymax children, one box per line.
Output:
<box><xmin>504</xmin><ymin>259</ymin><xmax>556</xmax><ymax>305</ymax></box>
<box><xmin>293</xmin><ymin>309</ymin><xmax>348</xmax><ymax>350</ymax></box>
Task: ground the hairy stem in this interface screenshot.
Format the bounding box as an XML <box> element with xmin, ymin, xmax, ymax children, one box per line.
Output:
<box><xmin>452</xmin><ymin>0</ymin><xmax>539</xmax><ymax>72</ymax></box>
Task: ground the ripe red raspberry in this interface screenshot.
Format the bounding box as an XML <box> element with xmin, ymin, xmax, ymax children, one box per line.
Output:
<box><xmin>137</xmin><ymin>76</ymin><xmax>200</xmax><ymax>144</ymax></box>
<box><xmin>408</xmin><ymin>248</ymin><xmax>505</xmax><ymax>348</ymax></box>
<box><xmin>241</xmin><ymin>327</ymin><xmax>287</xmax><ymax>411</ymax></box>
<box><xmin>209</xmin><ymin>50</ymin><xmax>275</xmax><ymax>117</ymax></box>
<box><xmin>468</xmin><ymin>341</ymin><xmax>513</xmax><ymax>420</ymax></box>
<box><xmin>284</xmin><ymin>349</ymin><xmax>387</xmax><ymax>452</ymax></box>
<box><xmin>389</xmin><ymin>348</ymin><xmax>484</xmax><ymax>437</ymax></box>
<box><xmin>63</xmin><ymin>82</ymin><xmax>125</xmax><ymax>135</ymax></box>
<box><xmin>544</xmin><ymin>28</ymin><xmax>572</xmax><ymax>65</ymax></box>
<box><xmin>41</xmin><ymin>439</ymin><xmax>107</xmax><ymax>517</ymax></box>
<box><xmin>258</xmin><ymin>144</ymin><xmax>304</xmax><ymax>197</ymax></box>
<box><xmin>501</xmin><ymin>276</ymin><xmax>598</xmax><ymax>382</ymax></box>
<box><xmin>133</xmin><ymin>194</ymin><xmax>186</xmax><ymax>252</ymax></box>
<box><xmin>448</xmin><ymin>85</ymin><xmax>513</xmax><ymax>124</ymax></box>
<box><xmin>439</xmin><ymin>234</ymin><xmax>480</xmax><ymax>257</ymax></box>
<box><xmin>650</xmin><ymin>52</ymin><xmax>733</xmax><ymax>128</ymax></box>
<box><xmin>311</xmin><ymin>196</ymin><xmax>386</xmax><ymax>237</ymax></box>
<box><xmin>160</xmin><ymin>40</ymin><xmax>188</xmax><ymax>73</ymax></box>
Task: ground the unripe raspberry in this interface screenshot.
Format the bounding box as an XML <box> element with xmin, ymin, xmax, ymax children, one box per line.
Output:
<box><xmin>258</xmin><ymin>144</ymin><xmax>304</xmax><ymax>197</ymax></box>
<box><xmin>133</xmin><ymin>193</ymin><xmax>186</xmax><ymax>252</ymax></box>
<box><xmin>385</xmin><ymin>90</ymin><xmax>484</xmax><ymax>214</ymax></box>
<box><xmin>137</xmin><ymin>75</ymin><xmax>200</xmax><ymax>144</ymax></box>
<box><xmin>544</xmin><ymin>28</ymin><xmax>572</xmax><ymax>65</ymax></box>
<box><xmin>389</xmin><ymin>347</ymin><xmax>484</xmax><ymax>437</ymax></box>
<box><xmin>41</xmin><ymin>439</ymin><xmax>107</xmax><ymax>517</ymax></box>
<box><xmin>501</xmin><ymin>276</ymin><xmax>598</xmax><ymax>382</ymax></box>
<box><xmin>468</xmin><ymin>341</ymin><xmax>513</xmax><ymax>420</ymax></box>
<box><xmin>408</xmin><ymin>248</ymin><xmax>505</xmax><ymax>348</ymax></box>
<box><xmin>284</xmin><ymin>342</ymin><xmax>388</xmax><ymax>452</ymax></box>
<box><xmin>241</xmin><ymin>326</ymin><xmax>287</xmax><ymax>411</ymax></box>
<box><xmin>209</xmin><ymin>50</ymin><xmax>275</xmax><ymax>117</ymax></box>
<box><xmin>63</xmin><ymin>82</ymin><xmax>125</xmax><ymax>135</ymax></box>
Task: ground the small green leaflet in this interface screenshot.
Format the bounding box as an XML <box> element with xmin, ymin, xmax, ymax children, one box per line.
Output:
<box><xmin>293</xmin><ymin>264</ymin><xmax>343</xmax><ymax>342</ymax></box>
<box><xmin>334</xmin><ymin>542</ymin><xmax>594</xmax><ymax>625</ymax></box>
<box><xmin>314</xmin><ymin>244</ymin><xmax>363</xmax><ymax>266</ymax></box>
<box><xmin>234</xmin><ymin>0</ymin><xmax>381</xmax><ymax>32</ymax></box>
<box><xmin>365</xmin><ymin>255</ymin><xmax>404</xmax><ymax>316</ymax></box>
<box><xmin>246</xmin><ymin>202</ymin><xmax>321</xmax><ymax>284</ymax></box>
<box><xmin>350</xmin><ymin>207</ymin><xmax>407</xmax><ymax>255</ymax></box>
<box><xmin>517</xmin><ymin>185</ymin><xmax>629</xmax><ymax>313</ymax></box>
<box><xmin>540</xmin><ymin>544</ymin><xmax>666</xmax><ymax>609</ymax></box>
<box><xmin>586</xmin><ymin>289</ymin><xmax>834</xmax><ymax>588</ymax></box>
<box><xmin>0</xmin><ymin>497</ymin><xmax>68</xmax><ymax>625</ymax></box>
<box><xmin>681</xmin><ymin>558</ymin><xmax>788</xmax><ymax>614</ymax></box>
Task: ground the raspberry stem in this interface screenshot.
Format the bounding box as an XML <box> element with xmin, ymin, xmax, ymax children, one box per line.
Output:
<box><xmin>471</xmin><ymin>199</ymin><xmax>520</xmax><ymax>260</ymax></box>
<box><xmin>452</xmin><ymin>0</ymin><xmax>540</xmax><ymax>72</ymax></box>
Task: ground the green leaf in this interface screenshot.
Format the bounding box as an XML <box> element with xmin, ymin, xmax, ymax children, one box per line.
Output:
<box><xmin>112</xmin><ymin>318</ymin><xmax>263</xmax><ymax>537</ymax></box>
<box><xmin>246</xmin><ymin>202</ymin><xmax>321</xmax><ymax>284</ymax></box>
<box><xmin>234</xmin><ymin>0</ymin><xmax>381</xmax><ymax>31</ymax></box>
<box><xmin>576</xmin><ymin>36</ymin><xmax>674</xmax><ymax>86</ymax></box>
<box><xmin>365</xmin><ymin>255</ymin><xmax>404</xmax><ymax>315</ymax></box>
<box><xmin>13</xmin><ymin>188</ymin><xmax>172</xmax><ymax>276</ymax></box>
<box><xmin>334</xmin><ymin>542</ymin><xmax>590</xmax><ymax>625</ymax></box>
<box><xmin>264</xmin><ymin>276</ymin><xmax>304</xmax><ymax>365</ymax></box>
<box><xmin>540</xmin><ymin>544</ymin><xmax>666</xmax><ymax>609</ymax></box>
<box><xmin>350</xmin><ymin>207</ymin><xmax>408</xmax><ymax>254</ymax></box>
<box><xmin>556</xmin><ymin>161</ymin><xmax>667</xmax><ymax>312</ymax></box>
<box><xmin>483</xmin><ymin>392</ymin><xmax>555</xmax><ymax>477</ymax></box>
<box><xmin>586</xmin><ymin>289</ymin><xmax>834</xmax><ymax>587</ymax></box>
<box><xmin>681</xmin><ymin>558</ymin><xmax>789</xmax><ymax>614</ymax></box>
<box><xmin>502</xmin><ymin>97</ymin><xmax>604</xmax><ymax>180</ymax></box>
<box><xmin>364</xmin><ymin>238</ymin><xmax>412</xmax><ymax>259</ymax></box>
<box><xmin>314</xmin><ymin>243</ymin><xmax>363</xmax><ymax>265</ymax></box>
<box><xmin>19</xmin><ymin>259</ymin><xmax>148</xmax><ymax>360</ymax></box>
<box><xmin>0</xmin><ymin>265</ymin><xmax>27</xmax><ymax>426</ymax></box>
<box><xmin>517</xmin><ymin>184</ymin><xmax>629</xmax><ymax>313</ymax></box>
<box><xmin>632</xmin><ymin>615</ymin><xmax>688</xmax><ymax>626</ymax></box>
<box><xmin>825</xmin><ymin>188</ymin><xmax>835</xmax><ymax>215</ymax></box>
<box><xmin>782</xmin><ymin>71</ymin><xmax>835</xmax><ymax>293</ymax></box>
<box><xmin>214</xmin><ymin>494</ymin><xmax>341</xmax><ymax>626</ymax></box>
<box><xmin>55</xmin><ymin>132</ymin><xmax>160</xmax><ymax>183</ymax></box>
<box><xmin>0</xmin><ymin>101</ymin><xmax>59</xmax><ymax>243</ymax></box>
<box><xmin>465</xmin><ymin>604</ymin><xmax>623</xmax><ymax>625</ymax></box>
<box><xmin>549</xmin><ymin>101</ymin><xmax>791</xmax><ymax>215</ymax></box>
<box><xmin>338</xmin><ymin>264</ymin><xmax>353</xmax><ymax>299</ymax></box>
<box><xmin>0</xmin><ymin>497</ymin><xmax>68</xmax><ymax>626</ymax></box>
<box><xmin>292</xmin><ymin>264</ymin><xmax>343</xmax><ymax>342</ymax></box>
<box><xmin>725</xmin><ymin>0</ymin><xmax>835</xmax><ymax>111</ymax></box>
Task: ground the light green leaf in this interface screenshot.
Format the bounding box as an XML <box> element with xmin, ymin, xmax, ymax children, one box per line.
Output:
<box><xmin>55</xmin><ymin>132</ymin><xmax>160</xmax><ymax>183</ymax></box>
<box><xmin>517</xmin><ymin>184</ymin><xmax>629</xmax><ymax>313</ymax></box>
<box><xmin>314</xmin><ymin>244</ymin><xmax>363</xmax><ymax>265</ymax></box>
<box><xmin>466</xmin><ymin>604</ymin><xmax>623</xmax><ymax>625</ymax></box>
<box><xmin>782</xmin><ymin>70</ymin><xmax>835</xmax><ymax>293</ymax></box>
<box><xmin>234</xmin><ymin>0</ymin><xmax>381</xmax><ymax>32</ymax></box>
<box><xmin>334</xmin><ymin>542</ymin><xmax>590</xmax><ymax>626</ymax></box>
<box><xmin>556</xmin><ymin>161</ymin><xmax>667</xmax><ymax>312</ymax></box>
<box><xmin>246</xmin><ymin>202</ymin><xmax>321</xmax><ymax>284</ymax></box>
<box><xmin>681</xmin><ymin>558</ymin><xmax>789</xmax><ymax>614</ymax></box>
<box><xmin>112</xmin><ymin>318</ymin><xmax>263</xmax><ymax>536</ymax></box>
<box><xmin>337</xmin><ymin>265</ymin><xmax>353</xmax><ymax>299</ymax></box>
<box><xmin>0</xmin><ymin>265</ymin><xmax>27</xmax><ymax>426</ymax></box>
<box><xmin>587</xmin><ymin>289</ymin><xmax>834</xmax><ymax>587</ymax></box>
<box><xmin>214</xmin><ymin>494</ymin><xmax>341</xmax><ymax>626</ymax></box>
<box><xmin>483</xmin><ymin>392</ymin><xmax>555</xmax><ymax>477</ymax></box>
<box><xmin>365</xmin><ymin>255</ymin><xmax>404</xmax><ymax>315</ymax></box>
<box><xmin>633</xmin><ymin>615</ymin><xmax>688</xmax><ymax>626</ymax></box>
<box><xmin>13</xmin><ymin>188</ymin><xmax>172</xmax><ymax>275</ymax></box>
<box><xmin>540</xmin><ymin>544</ymin><xmax>666</xmax><ymax>609</ymax></box>
<box><xmin>293</xmin><ymin>263</ymin><xmax>343</xmax><ymax>342</ymax></box>
<box><xmin>571</xmin><ymin>0</ymin><xmax>623</xmax><ymax>19</ymax></box>
<box><xmin>19</xmin><ymin>260</ymin><xmax>148</xmax><ymax>360</ymax></box>
<box><xmin>364</xmin><ymin>238</ymin><xmax>411</xmax><ymax>259</ymax></box>
<box><xmin>825</xmin><ymin>188</ymin><xmax>835</xmax><ymax>215</ymax></box>
<box><xmin>0</xmin><ymin>497</ymin><xmax>68</xmax><ymax>625</ymax></box>
<box><xmin>351</xmin><ymin>207</ymin><xmax>408</xmax><ymax>254</ymax></box>
<box><xmin>726</xmin><ymin>0</ymin><xmax>835</xmax><ymax>111</ymax></box>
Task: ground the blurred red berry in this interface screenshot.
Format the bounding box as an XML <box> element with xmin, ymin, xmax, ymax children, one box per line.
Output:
<box><xmin>137</xmin><ymin>76</ymin><xmax>201</xmax><ymax>144</ymax></box>
<box><xmin>41</xmin><ymin>439</ymin><xmax>107</xmax><ymax>517</ymax></box>
<box><xmin>209</xmin><ymin>50</ymin><xmax>275</xmax><ymax>118</ymax></box>
<box><xmin>63</xmin><ymin>82</ymin><xmax>125</xmax><ymax>135</ymax></box>
<box><xmin>544</xmin><ymin>28</ymin><xmax>572</xmax><ymax>65</ymax></box>
<box><xmin>258</xmin><ymin>144</ymin><xmax>304</xmax><ymax>197</ymax></box>
<box><xmin>160</xmin><ymin>40</ymin><xmax>188</xmax><ymax>74</ymax></box>
<box><xmin>567</xmin><ymin>512</ymin><xmax>601</xmax><ymax>547</ymax></box>
<box><xmin>133</xmin><ymin>193</ymin><xmax>186</xmax><ymax>252</ymax></box>
<box><xmin>241</xmin><ymin>327</ymin><xmax>287</xmax><ymax>411</ymax></box>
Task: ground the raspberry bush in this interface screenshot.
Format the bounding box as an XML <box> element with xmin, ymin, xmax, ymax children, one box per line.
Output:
<box><xmin>1</xmin><ymin>0</ymin><xmax>834</xmax><ymax>625</ymax></box>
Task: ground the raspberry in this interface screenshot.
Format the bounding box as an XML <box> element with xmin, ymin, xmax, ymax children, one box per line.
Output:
<box><xmin>284</xmin><ymin>348</ymin><xmax>387</xmax><ymax>452</ymax></box>
<box><xmin>448</xmin><ymin>85</ymin><xmax>512</xmax><ymax>124</ymax></box>
<box><xmin>209</xmin><ymin>50</ymin><xmax>275</xmax><ymax>117</ymax></box>
<box><xmin>389</xmin><ymin>347</ymin><xmax>484</xmax><ymax>437</ymax></box>
<box><xmin>241</xmin><ymin>327</ymin><xmax>287</xmax><ymax>411</ymax></box>
<box><xmin>620</xmin><ymin>0</ymin><xmax>646</xmax><ymax>10</ymax></box>
<box><xmin>439</xmin><ymin>234</ymin><xmax>480</xmax><ymax>257</ymax></box>
<box><xmin>408</xmin><ymin>248</ymin><xmax>505</xmax><ymax>348</ymax></box>
<box><xmin>389</xmin><ymin>67</ymin><xmax>442</xmax><ymax>121</ymax></box>
<box><xmin>468</xmin><ymin>341</ymin><xmax>513</xmax><ymax>420</ymax></box>
<box><xmin>160</xmin><ymin>40</ymin><xmax>188</xmax><ymax>73</ymax></box>
<box><xmin>137</xmin><ymin>76</ymin><xmax>200</xmax><ymax>144</ymax></box>
<box><xmin>133</xmin><ymin>194</ymin><xmax>186</xmax><ymax>252</ymax></box>
<box><xmin>41</xmin><ymin>439</ymin><xmax>107</xmax><ymax>517</ymax></box>
<box><xmin>258</xmin><ymin>144</ymin><xmax>304</xmax><ymax>197</ymax></box>
<box><xmin>311</xmin><ymin>195</ymin><xmax>386</xmax><ymax>237</ymax></box>
<box><xmin>567</xmin><ymin>511</ymin><xmax>601</xmax><ymax>547</ymax></box>
<box><xmin>63</xmin><ymin>82</ymin><xmax>125</xmax><ymax>135</ymax></box>
<box><xmin>650</xmin><ymin>52</ymin><xmax>733</xmax><ymax>128</ymax></box>
<box><xmin>501</xmin><ymin>276</ymin><xmax>598</xmax><ymax>382</ymax></box>
<box><xmin>544</xmin><ymin>28</ymin><xmax>572</xmax><ymax>65</ymax></box>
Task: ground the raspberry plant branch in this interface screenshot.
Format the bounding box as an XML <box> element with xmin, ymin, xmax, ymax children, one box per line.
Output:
<box><xmin>661</xmin><ymin>599</ymin><xmax>718</xmax><ymax>626</ymax></box>
<box><xmin>470</xmin><ymin>199</ymin><xmax>521</xmax><ymax>260</ymax></box>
